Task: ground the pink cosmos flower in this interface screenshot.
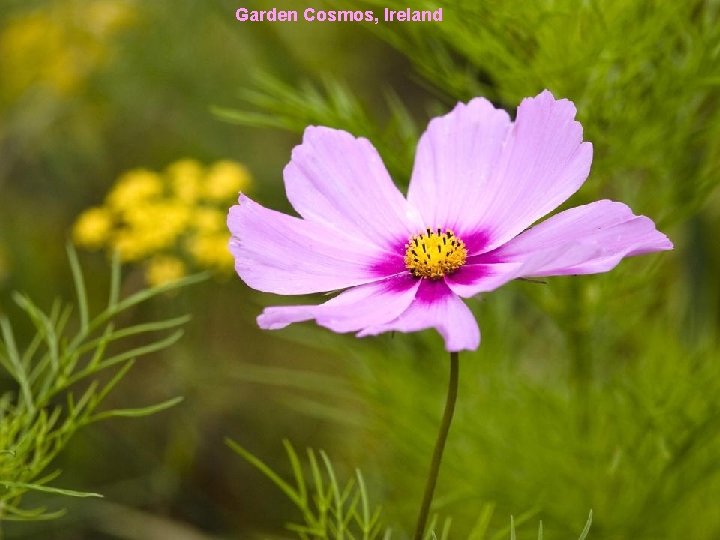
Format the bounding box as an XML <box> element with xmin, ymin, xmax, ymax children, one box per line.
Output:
<box><xmin>228</xmin><ymin>90</ymin><xmax>672</xmax><ymax>352</ymax></box>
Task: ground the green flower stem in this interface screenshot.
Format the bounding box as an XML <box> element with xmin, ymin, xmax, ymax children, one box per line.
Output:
<box><xmin>413</xmin><ymin>351</ymin><xmax>460</xmax><ymax>540</ymax></box>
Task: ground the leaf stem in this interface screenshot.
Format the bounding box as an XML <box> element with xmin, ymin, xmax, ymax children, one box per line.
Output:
<box><xmin>413</xmin><ymin>351</ymin><xmax>460</xmax><ymax>540</ymax></box>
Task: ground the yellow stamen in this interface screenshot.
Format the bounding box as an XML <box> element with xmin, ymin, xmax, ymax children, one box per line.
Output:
<box><xmin>404</xmin><ymin>228</ymin><xmax>467</xmax><ymax>279</ymax></box>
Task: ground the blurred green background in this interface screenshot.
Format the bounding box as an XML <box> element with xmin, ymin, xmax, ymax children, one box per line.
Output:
<box><xmin>1</xmin><ymin>0</ymin><xmax>719</xmax><ymax>538</ymax></box>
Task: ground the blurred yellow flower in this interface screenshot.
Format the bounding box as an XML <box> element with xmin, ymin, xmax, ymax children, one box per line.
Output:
<box><xmin>146</xmin><ymin>256</ymin><xmax>186</xmax><ymax>287</ymax></box>
<box><xmin>168</xmin><ymin>159</ymin><xmax>203</xmax><ymax>203</ymax></box>
<box><xmin>188</xmin><ymin>234</ymin><xmax>234</xmax><ymax>271</ymax></box>
<box><xmin>194</xmin><ymin>208</ymin><xmax>226</xmax><ymax>234</ymax></box>
<box><xmin>113</xmin><ymin>229</ymin><xmax>151</xmax><ymax>262</ymax></box>
<box><xmin>204</xmin><ymin>161</ymin><xmax>251</xmax><ymax>201</ymax></box>
<box><xmin>0</xmin><ymin>1</ymin><xmax>135</xmax><ymax>100</ymax></box>
<box><xmin>86</xmin><ymin>0</ymin><xmax>136</xmax><ymax>36</ymax></box>
<box><xmin>106</xmin><ymin>169</ymin><xmax>164</xmax><ymax>211</ymax></box>
<box><xmin>72</xmin><ymin>158</ymin><xmax>251</xmax><ymax>284</ymax></box>
<box><xmin>139</xmin><ymin>202</ymin><xmax>191</xmax><ymax>250</ymax></box>
<box><xmin>73</xmin><ymin>207</ymin><xmax>114</xmax><ymax>249</ymax></box>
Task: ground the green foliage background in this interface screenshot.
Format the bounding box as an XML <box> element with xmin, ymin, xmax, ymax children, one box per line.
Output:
<box><xmin>1</xmin><ymin>0</ymin><xmax>719</xmax><ymax>538</ymax></box>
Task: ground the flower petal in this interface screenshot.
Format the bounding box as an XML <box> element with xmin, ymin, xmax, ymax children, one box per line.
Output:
<box><xmin>492</xmin><ymin>199</ymin><xmax>673</xmax><ymax>276</ymax></box>
<box><xmin>358</xmin><ymin>280</ymin><xmax>480</xmax><ymax>352</ymax></box>
<box><xmin>446</xmin><ymin>244</ymin><xmax>609</xmax><ymax>298</ymax></box>
<box><xmin>258</xmin><ymin>274</ymin><xmax>420</xmax><ymax>332</ymax></box>
<box><xmin>408</xmin><ymin>90</ymin><xmax>593</xmax><ymax>254</ymax></box>
<box><xmin>474</xmin><ymin>90</ymin><xmax>593</xmax><ymax>251</ymax></box>
<box><xmin>444</xmin><ymin>261</ymin><xmax>524</xmax><ymax>298</ymax></box>
<box><xmin>228</xmin><ymin>195</ymin><xmax>389</xmax><ymax>295</ymax></box>
<box><xmin>407</xmin><ymin>97</ymin><xmax>512</xmax><ymax>243</ymax></box>
<box><xmin>284</xmin><ymin>126</ymin><xmax>422</xmax><ymax>250</ymax></box>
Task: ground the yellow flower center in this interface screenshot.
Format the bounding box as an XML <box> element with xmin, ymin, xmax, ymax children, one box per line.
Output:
<box><xmin>404</xmin><ymin>228</ymin><xmax>467</xmax><ymax>279</ymax></box>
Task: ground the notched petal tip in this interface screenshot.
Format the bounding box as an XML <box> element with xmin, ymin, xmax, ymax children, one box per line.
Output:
<box><xmin>257</xmin><ymin>306</ymin><xmax>311</xmax><ymax>330</ymax></box>
<box><xmin>518</xmin><ymin>89</ymin><xmax>581</xmax><ymax>128</ymax></box>
<box><xmin>227</xmin><ymin>194</ymin><xmax>257</xmax><ymax>235</ymax></box>
<box><xmin>641</xmin><ymin>229</ymin><xmax>674</xmax><ymax>253</ymax></box>
<box><xmin>429</xmin><ymin>96</ymin><xmax>511</xmax><ymax>131</ymax></box>
<box><xmin>300</xmin><ymin>124</ymin><xmax>369</xmax><ymax>147</ymax></box>
<box><xmin>533</xmin><ymin>88</ymin><xmax>570</xmax><ymax>105</ymax></box>
<box><xmin>257</xmin><ymin>311</ymin><xmax>286</xmax><ymax>330</ymax></box>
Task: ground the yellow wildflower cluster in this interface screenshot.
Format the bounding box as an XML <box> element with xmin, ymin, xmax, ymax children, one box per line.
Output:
<box><xmin>0</xmin><ymin>1</ymin><xmax>135</xmax><ymax>101</ymax></box>
<box><xmin>73</xmin><ymin>159</ymin><xmax>251</xmax><ymax>286</ymax></box>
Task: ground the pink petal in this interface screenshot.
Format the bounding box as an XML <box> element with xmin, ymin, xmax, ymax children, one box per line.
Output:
<box><xmin>284</xmin><ymin>126</ymin><xmax>423</xmax><ymax>251</ymax></box>
<box><xmin>492</xmin><ymin>199</ymin><xmax>673</xmax><ymax>276</ymax></box>
<box><xmin>257</xmin><ymin>274</ymin><xmax>420</xmax><ymax>333</ymax></box>
<box><xmin>358</xmin><ymin>280</ymin><xmax>480</xmax><ymax>352</ymax></box>
<box><xmin>228</xmin><ymin>195</ymin><xmax>391</xmax><ymax>295</ymax></box>
<box><xmin>475</xmin><ymin>90</ymin><xmax>593</xmax><ymax>251</ymax></box>
<box><xmin>443</xmin><ymin>198</ymin><xmax>672</xmax><ymax>298</ymax></box>
<box><xmin>408</xmin><ymin>90</ymin><xmax>593</xmax><ymax>254</ymax></box>
<box><xmin>445</xmin><ymin>244</ymin><xmax>612</xmax><ymax>299</ymax></box>
<box><xmin>444</xmin><ymin>261</ymin><xmax>524</xmax><ymax>298</ymax></box>
<box><xmin>407</xmin><ymin>97</ymin><xmax>512</xmax><ymax>246</ymax></box>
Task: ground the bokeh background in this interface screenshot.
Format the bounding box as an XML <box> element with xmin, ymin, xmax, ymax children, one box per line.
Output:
<box><xmin>1</xmin><ymin>0</ymin><xmax>719</xmax><ymax>538</ymax></box>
